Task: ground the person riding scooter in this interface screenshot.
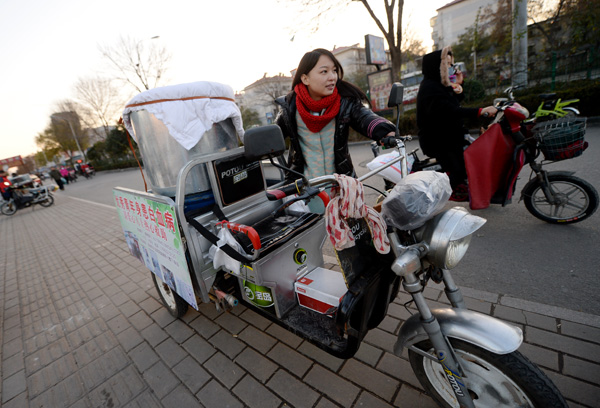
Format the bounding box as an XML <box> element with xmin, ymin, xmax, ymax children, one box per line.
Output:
<box><xmin>416</xmin><ymin>46</ymin><xmax>497</xmax><ymax>201</ymax></box>
<box><xmin>0</xmin><ymin>170</ymin><xmax>12</xmax><ymax>201</ymax></box>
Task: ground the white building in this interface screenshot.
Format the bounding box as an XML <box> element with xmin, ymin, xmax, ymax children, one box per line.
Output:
<box><xmin>431</xmin><ymin>0</ymin><xmax>497</xmax><ymax>50</ymax></box>
<box><xmin>236</xmin><ymin>74</ymin><xmax>292</xmax><ymax>125</ymax></box>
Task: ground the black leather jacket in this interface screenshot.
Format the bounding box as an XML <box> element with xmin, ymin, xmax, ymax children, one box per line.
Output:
<box><xmin>275</xmin><ymin>92</ymin><xmax>395</xmax><ymax>182</ymax></box>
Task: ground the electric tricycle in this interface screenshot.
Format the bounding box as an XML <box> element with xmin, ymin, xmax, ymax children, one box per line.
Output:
<box><xmin>114</xmin><ymin>81</ymin><xmax>566</xmax><ymax>407</ymax></box>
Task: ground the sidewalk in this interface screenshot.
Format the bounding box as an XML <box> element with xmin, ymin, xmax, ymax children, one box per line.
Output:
<box><xmin>1</xmin><ymin>194</ymin><xmax>599</xmax><ymax>407</ymax></box>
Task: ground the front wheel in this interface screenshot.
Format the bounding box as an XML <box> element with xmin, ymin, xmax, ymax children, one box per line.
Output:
<box><xmin>409</xmin><ymin>339</ymin><xmax>567</xmax><ymax>408</ymax></box>
<box><xmin>151</xmin><ymin>272</ymin><xmax>188</xmax><ymax>318</ymax></box>
<box><xmin>522</xmin><ymin>174</ymin><xmax>599</xmax><ymax>224</ymax></box>
<box><xmin>1</xmin><ymin>201</ymin><xmax>17</xmax><ymax>215</ymax></box>
<box><xmin>39</xmin><ymin>194</ymin><xmax>54</xmax><ymax>207</ymax></box>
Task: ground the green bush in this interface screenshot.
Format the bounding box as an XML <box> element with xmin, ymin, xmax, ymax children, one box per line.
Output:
<box><xmin>462</xmin><ymin>79</ymin><xmax>487</xmax><ymax>103</ymax></box>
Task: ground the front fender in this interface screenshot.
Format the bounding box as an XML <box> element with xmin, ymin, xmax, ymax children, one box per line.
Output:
<box><xmin>562</xmin><ymin>106</ymin><xmax>580</xmax><ymax>115</ymax></box>
<box><xmin>394</xmin><ymin>308</ymin><xmax>523</xmax><ymax>356</ymax></box>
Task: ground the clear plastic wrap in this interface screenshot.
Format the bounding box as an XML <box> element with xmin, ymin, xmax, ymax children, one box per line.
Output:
<box><xmin>381</xmin><ymin>172</ymin><xmax>452</xmax><ymax>230</ymax></box>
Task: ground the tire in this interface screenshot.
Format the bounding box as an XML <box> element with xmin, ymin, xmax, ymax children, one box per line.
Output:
<box><xmin>522</xmin><ymin>174</ymin><xmax>598</xmax><ymax>224</ymax></box>
<box><xmin>151</xmin><ymin>272</ymin><xmax>188</xmax><ymax>318</ymax></box>
<box><xmin>1</xmin><ymin>201</ymin><xmax>17</xmax><ymax>216</ymax></box>
<box><xmin>39</xmin><ymin>194</ymin><xmax>54</xmax><ymax>207</ymax></box>
<box><xmin>409</xmin><ymin>339</ymin><xmax>567</xmax><ymax>408</ymax></box>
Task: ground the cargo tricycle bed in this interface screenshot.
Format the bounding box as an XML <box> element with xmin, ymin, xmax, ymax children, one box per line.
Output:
<box><xmin>114</xmin><ymin>81</ymin><xmax>398</xmax><ymax>359</ymax></box>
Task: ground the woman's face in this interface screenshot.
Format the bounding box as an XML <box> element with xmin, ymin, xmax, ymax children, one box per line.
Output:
<box><xmin>301</xmin><ymin>54</ymin><xmax>338</xmax><ymax>101</ymax></box>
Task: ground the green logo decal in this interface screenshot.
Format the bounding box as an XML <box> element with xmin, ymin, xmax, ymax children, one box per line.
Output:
<box><xmin>243</xmin><ymin>281</ymin><xmax>274</xmax><ymax>308</ymax></box>
<box><xmin>293</xmin><ymin>248</ymin><xmax>307</xmax><ymax>265</ymax></box>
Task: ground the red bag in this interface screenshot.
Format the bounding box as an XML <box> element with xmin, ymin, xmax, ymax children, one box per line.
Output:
<box><xmin>464</xmin><ymin>123</ymin><xmax>523</xmax><ymax>210</ymax></box>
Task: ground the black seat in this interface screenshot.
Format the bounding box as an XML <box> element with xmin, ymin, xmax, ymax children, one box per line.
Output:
<box><xmin>539</xmin><ymin>93</ymin><xmax>557</xmax><ymax>100</ymax></box>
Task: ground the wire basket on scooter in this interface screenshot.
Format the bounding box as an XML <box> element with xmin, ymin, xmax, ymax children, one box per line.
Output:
<box><xmin>532</xmin><ymin>116</ymin><xmax>587</xmax><ymax>161</ymax></box>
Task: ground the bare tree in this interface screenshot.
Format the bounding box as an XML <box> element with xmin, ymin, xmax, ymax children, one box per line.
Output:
<box><xmin>401</xmin><ymin>14</ymin><xmax>426</xmax><ymax>68</ymax></box>
<box><xmin>527</xmin><ymin>0</ymin><xmax>567</xmax><ymax>45</ymax></box>
<box><xmin>245</xmin><ymin>74</ymin><xmax>292</xmax><ymax>122</ymax></box>
<box><xmin>73</xmin><ymin>76</ymin><xmax>124</xmax><ymax>138</ymax></box>
<box><xmin>287</xmin><ymin>0</ymin><xmax>405</xmax><ymax>81</ymax></box>
<box><xmin>99</xmin><ymin>35</ymin><xmax>171</xmax><ymax>93</ymax></box>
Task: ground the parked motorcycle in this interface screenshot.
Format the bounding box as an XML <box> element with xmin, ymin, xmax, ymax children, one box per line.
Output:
<box><xmin>115</xmin><ymin>82</ymin><xmax>568</xmax><ymax>408</ymax></box>
<box><xmin>374</xmin><ymin>83</ymin><xmax>598</xmax><ymax>224</ymax></box>
<box><xmin>1</xmin><ymin>185</ymin><xmax>55</xmax><ymax>215</ymax></box>
<box><xmin>243</xmin><ymin>128</ymin><xmax>567</xmax><ymax>406</ymax></box>
<box><xmin>495</xmin><ymin>85</ymin><xmax>580</xmax><ymax>121</ymax></box>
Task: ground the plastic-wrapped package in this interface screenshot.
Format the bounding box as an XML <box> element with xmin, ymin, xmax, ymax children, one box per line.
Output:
<box><xmin>381</xmin><ymin>172</ymin><xmax>452</xmax><ymax>231</ymax></box>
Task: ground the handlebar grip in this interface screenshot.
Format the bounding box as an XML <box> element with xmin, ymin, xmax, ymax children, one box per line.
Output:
<box><xmin>380</xmin><ymin>136</ymin><xmax>398</xmax><ymax>148</ymax></box>
<box><xmin>217</xmin><ymin>221</ymin><xmax>261</xmax><ymax>250</ymax></box>
<box><xmin>317</xmin><ymin>191</ymin><xmax>330</xmax><ymax>208</ymax></box>
<box><xmin>266</xmin><ymin>180</ymin><xmax>304</xmax><ymax>201</ymax></box>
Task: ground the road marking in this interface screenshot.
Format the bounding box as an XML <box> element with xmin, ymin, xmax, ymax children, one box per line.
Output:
<box><xmin>66</xmin><ymin>195</ymin><xmax>116</xmax><ymax>210</ymax></box>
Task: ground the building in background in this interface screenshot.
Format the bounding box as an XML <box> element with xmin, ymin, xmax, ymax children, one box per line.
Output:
<box><xmin>431</xmin><ymin>0</ymin><xmax>496</xmax><ymax>50</ymax></box>
<box><xmin>236</xmin><ymin>43</ymin><xmax>425</xmax><ymax>124</ymax></box>
<box><xmin>236</xmin><ymin>74</ymin><xmax>292</xmax><ymax>126</ymax></box>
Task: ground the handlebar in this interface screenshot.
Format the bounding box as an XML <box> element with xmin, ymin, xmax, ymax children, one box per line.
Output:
<box><xmin>380</xmin><ymin>135</ymin><xmax>411</xmax><ymax>149</ymax></box>
<box><xmin>266</xmin><ymin>179</ymin><xmax>304</xmax><ymax>201</ymax></box>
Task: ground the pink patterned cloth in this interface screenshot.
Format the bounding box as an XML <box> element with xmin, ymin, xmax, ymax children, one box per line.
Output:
<box><xmin>325</xmin><ymin>174</ymin><xmax>390</xmax><ymax>254</ymax></box>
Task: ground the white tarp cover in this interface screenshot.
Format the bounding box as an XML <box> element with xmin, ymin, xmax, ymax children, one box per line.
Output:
<box><xmin>122</xmin><ymin>81</ymin><xmax>245</xmax><ymax>150</ymax></box>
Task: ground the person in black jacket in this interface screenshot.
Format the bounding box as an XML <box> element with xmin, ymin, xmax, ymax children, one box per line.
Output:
<box><xmin>416</xmin><ymin>46</ymin><xmax>496</xmax><ymax>201</ymax></box>
<box><xmin>275</xmin><ymin>48</ymin><xmax>396</xmax><ymax>184</ymax></box>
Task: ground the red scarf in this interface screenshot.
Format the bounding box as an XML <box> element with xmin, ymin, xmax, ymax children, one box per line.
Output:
<box><xmin>295</xmin><ymin>84</ymin><xmax>341</xmax><ymax>133</ymax></box>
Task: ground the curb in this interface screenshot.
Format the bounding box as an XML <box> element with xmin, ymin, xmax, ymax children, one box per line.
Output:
<box><xmin>323</xmin><ymin>255</ymin><xmax>600</xmax><ymax>329</ymax></box>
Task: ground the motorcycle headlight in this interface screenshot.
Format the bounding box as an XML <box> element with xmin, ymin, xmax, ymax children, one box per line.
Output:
<box><xmin>415</xmin><ymin>207</ymin><xmax>486</xmax><ymax>270</ymax></box>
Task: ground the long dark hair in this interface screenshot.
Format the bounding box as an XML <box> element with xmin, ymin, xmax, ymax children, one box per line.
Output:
<box><xmin>291</xmin><ymin>48</ymin><xmax>368</xmax><ymax>102</ymax></box>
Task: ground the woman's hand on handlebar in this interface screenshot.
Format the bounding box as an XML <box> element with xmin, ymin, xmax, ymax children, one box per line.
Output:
<box><xmin>379</xmin><ymin>136</ymin><xmax>399</xmax><ymax>148</ymax></box>
<box><xmin>480</xmin><ymin>106</ymin><xmax>498</xmax><ymax>118</ymax></box>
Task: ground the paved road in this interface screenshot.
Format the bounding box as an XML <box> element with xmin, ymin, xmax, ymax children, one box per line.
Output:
<box><xmin>58</xmin><ymin>124</ymin><xmax>600</xmax><ymax>315</ymax></box>
<box><xmin>2</xmin><ymin>186</ymin><xmax>600</xmax><ymax>408</ymax></box>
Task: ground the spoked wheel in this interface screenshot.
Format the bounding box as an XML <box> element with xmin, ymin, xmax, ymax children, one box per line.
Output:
<box><xmin>1</xmin><ymin>201</ymin><xmax>17</xmax><ymax>215</ymax></box>
<box><xmin>522</xmin><ymin>174</ymin><xmax>598</xmax><ymax>224</ymax></box>
<box><xmin>151</xmin><ymin>272</ymin><xmax>188</xmax><ymax>318</ymax></box>
<box><xmin>39</xmin><ymin>195</ymin><xmax>54</xmax><ymax>207</ymax></box>
<box><xmin>409</xmin><ymin>339</ymin><xmax>567</xmax><ymax>408</ymax></box>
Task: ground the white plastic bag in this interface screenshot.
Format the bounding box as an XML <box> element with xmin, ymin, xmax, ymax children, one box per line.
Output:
<box><xmin>381</xmin><ymin>172</ymin><xmax>452</xmax><ymax>230</ymax></box>
<box><xmin>366</xmin><ymin>150</ymin><xmax>414</xmax><ymax>184</ymax></box>
<box><xmin>283</xmin><ymin>194</ymin><xmax>311</xmax><ymax>213</ymax></box>
<box><xmin>208</xmin><ymin>228</ymin><xmax>244</xmax><ymax>275</ymax></box>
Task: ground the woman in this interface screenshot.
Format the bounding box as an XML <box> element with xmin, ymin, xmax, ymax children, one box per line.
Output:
<box><xmin>416</xmin><ymin>46</ymin><xmax>496</xmax><ymax>201</ymax></box>
<box><xmin>275</xmin><ymin>48</ymin><xmax>396</xmax><ymax>184</ymax></box>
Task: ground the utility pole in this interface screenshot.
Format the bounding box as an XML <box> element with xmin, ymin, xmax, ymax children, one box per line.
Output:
<box><xmin>512</xmin><ymin>0</ymin><xmax>528</xmax><ymax>87</ymax></box>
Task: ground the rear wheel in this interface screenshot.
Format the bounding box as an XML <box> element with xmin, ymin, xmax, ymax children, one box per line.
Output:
<box><xmin>409</xmin><ymin>339</ymin><xmax>567</xmax><ymax>408</ymax></box>
<box><xmin>522</xmin><ymin>174</ymin><xmax>598</xmax><ymax>224</ymax></box>
<box><xmin>1</xmin><ymin>201</ymin><xmax>17</xmax><ymax>215</ymax></box>
<box><xmin>39</xmin><ymin>195</ymin><xmax>54</xmax><ymax>207</ymax></box>
<box><xmin>151</xmin><ymin>273</ymin><xmax>188</xmax><ymax>318</ymax></box>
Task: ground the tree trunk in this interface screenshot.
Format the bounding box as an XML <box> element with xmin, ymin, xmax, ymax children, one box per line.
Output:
<box><xmin>389</xmin><ymin>45</ymin><xmax>402</xmax><ymax>81</ymax></box>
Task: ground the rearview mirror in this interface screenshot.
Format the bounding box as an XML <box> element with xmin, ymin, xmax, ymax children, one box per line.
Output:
<box><xmin>388</xmin><ymin>82</ymin><xmax>404</xmax><ymax>108</ymax></box>
<box><xmin>243</xmin><ymin>125</ymin><xmax>286</xmax><ymax>161</ymax></box>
